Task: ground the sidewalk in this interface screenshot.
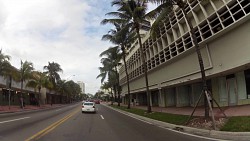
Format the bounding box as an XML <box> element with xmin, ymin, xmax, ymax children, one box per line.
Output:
<box><xmin>0</xmin><ymin>104</ymin><xmax>64</xmax><ymax>114</ymax></box>
<box><xmin>115</xmin><ymin>102</ymin><xmax>250</xmax><ymax>117</ymax></box>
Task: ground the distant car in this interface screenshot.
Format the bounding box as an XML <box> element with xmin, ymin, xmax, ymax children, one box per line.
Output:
<box><xmin>94</xmin><ymin>100</ymin><xmax>100</xmax><ymax>104</ymax></box>
<box><xmin>82</xmin><ymin>102</ymin><xmax>96</xmax><ymax>113</ymax></box>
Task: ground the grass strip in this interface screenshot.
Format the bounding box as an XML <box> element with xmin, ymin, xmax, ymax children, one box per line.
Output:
<box><xmin>220</xmin><ymin>116</ymin><xmax>250</xmax><ymax>132</ymax></box>
<box><xmin>111</xmin><ymin>105</ymin><xmax>189</xmax><ymax>125</ymax></box>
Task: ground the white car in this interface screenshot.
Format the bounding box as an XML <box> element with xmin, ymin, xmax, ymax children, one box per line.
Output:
<box><xmin>82</xmin><ymin>102</ymin><xmax>96</xmax><ymax>113</ymax></box>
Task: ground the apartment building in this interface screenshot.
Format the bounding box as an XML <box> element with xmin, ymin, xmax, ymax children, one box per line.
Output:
<box><xmin>119</xmin><ymin>0</ymin><xmax>250</xmax><ymax>107</ymax></box>
<box><xmin>77</xmin><ymin>81</ymin><xmax>85</xmax><ymax>94</ymax></box>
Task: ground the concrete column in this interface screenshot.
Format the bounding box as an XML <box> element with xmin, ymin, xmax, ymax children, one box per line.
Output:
<box><xmin>176</xmin><ymin>87</ymin><xmax>180</xmax><ymax>107</ymax></box>
<box><xmin>191</xmin><ymin>84</ymin><xmax>195</xmax><ymax>107</ymax></box>
<box><xmin>136</xmin><ymin>93</ymin><xmax>139</xmax><ymax>105</ymax></box>
<box><xmin>150</xmin><ymin>91</ymin><xmax>152</xmax><ymax>107</ymax></box>
<box><xmin>158</xmin><ymin>89</ymin><xmax>165</xmax><ymax>107</ymax></box>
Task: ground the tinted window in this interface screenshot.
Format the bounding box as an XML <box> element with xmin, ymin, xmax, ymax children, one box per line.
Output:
<box><xmin>84</xmin><ymin>103</ymin><xmax>94</xmax><ymax>106</ymax></box>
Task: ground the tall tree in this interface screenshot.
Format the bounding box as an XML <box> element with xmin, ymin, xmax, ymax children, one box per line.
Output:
<box><xmin>97</xmin><ymin>46</ymin><xmax>122</xmax><ymax>105</ymax></box>
<box><xmin>101</xmin><ymin>22</ymin><xmax>137</xmax><ymax>109</ymax></box>
<box><xmin>19</xmin><ymin>60</ymin><xmax>34</xmax><ymax>108</ymax></box>
<box><xmin>0</xmin><ymin>49</ymin><xmax>11</xmax><ymax>76</ymax></box>
<box><xmin>43</xmin><ymin>62</ymin><xmax>63</xmax><ymax>92</ymax></box>
<box><xmin>0</xmin><ymin>50</ymin><xmax>16</xmax><ymax>108</ymax></box>
<box><xmin>26</xmin><ymin>71</ymin><xmax>52</xmax><ymax>106</ymax></box>
<box><xmin>101</xmin><ymin>82</ymin><xmax>113</xmax><ymax>99</ymax></box>
<box><xmin>64</xmin><ymin>80</ymin><xmax>81</xmax><ymax>103</ymax></box>
<box><xmin>102</xmin><ymin>0</ymin><xmax>152</xmax><ymax>112</ymax></box>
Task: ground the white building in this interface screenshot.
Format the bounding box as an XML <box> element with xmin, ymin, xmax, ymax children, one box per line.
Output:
<box><xmin>119</xmin><ymin>0</ymin><xmax>250</xmax><ymax>107</ymax></box>
<box><xmin>77</xmin><ymin>81</ymin><xmax>85</xmax><ymax>94</ymax></box>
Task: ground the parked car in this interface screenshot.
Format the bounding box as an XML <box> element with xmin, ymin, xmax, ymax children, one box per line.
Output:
<box><xmin>82</xmin><ymin>102</ymin><xmax>96</xmax><ymax>113</ymax></box>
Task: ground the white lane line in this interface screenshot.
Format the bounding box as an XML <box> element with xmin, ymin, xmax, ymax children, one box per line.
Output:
<box><xmin>0</xmin><ymin>117</ymin><xmax>30</xmax><ymax>124</ymax></box>
<box><xmin>100</xmin><ymin>115</ymin><xmax>104</xmax><ymax>119</ymax></box>
<box><xmin>56</xmin><ymin>109</ymin><xmax>62</xmax><ymax>111</ymax></box>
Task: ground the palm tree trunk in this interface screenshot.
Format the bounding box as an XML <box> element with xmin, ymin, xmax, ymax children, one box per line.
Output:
<box><xmin>110</xmin><ymin>87</ymin><xmax>114</xmax><ymax>105</ymax></box>
<box><xmin>136</xmin><ymin>27</ymin><xmax>151</xmax><ymax>113</ymax></box>
<box><xmin>8</xmin><ymin>75</ymin><xmax>12</xmax><ymax>110</ymax></box>
<box><xmin>122</xmin><ymin>47</ymin><xmax>131</xmax><ymax>109</ymax></box>
<box><xmin>180</xmin><ymin>3</ymin><xmax>209</xmax><ymax>118</ymax></box>
<box><xmin>114</xmin><ymin>66</ymin><xmax>121</xmax><ymax>106</ymax></box>
<box><xmin>38</xmin><ymin>88</ymin><xmax>41</xmax><ymax>107</ymax></box>
<box><xmin>20</xmin><ymin>80</ymin><xmax>24</xmax><ymax>109</ymax></box>
<box><xmin>113</xmin><ymin>85</ymin><xmax>117</xmax><ymax>103</ymax></box>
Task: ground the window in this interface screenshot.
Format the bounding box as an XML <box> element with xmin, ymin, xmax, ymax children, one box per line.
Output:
<box><xmin>244</xmin><ymin>69</ymin><xmax>250</xmax><ymax>98</ymax></box>
<box><xmin>84</xmin><ymin>103</ymin><xmax>94</xmax><ymax>105</ymax></box>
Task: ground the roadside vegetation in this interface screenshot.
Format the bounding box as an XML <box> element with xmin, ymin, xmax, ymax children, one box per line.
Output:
<box><xmin>111</xmin><ymin>105</ymin><xmax>189</xmax><ymax>125</ymax></box>
<box><xmin>112</xmin><ymin>104</ymin><xmax>250</xmax><ymax>132</ymax></box>
<box><xmin>0</xmin><ymin>50</ymin><xmax>86</xmax><ymax>106</ymax></box>
<box><xmin>220</xmin><ymin>116</ymin><xmax>250</xmax><ymax>132</ymax></box>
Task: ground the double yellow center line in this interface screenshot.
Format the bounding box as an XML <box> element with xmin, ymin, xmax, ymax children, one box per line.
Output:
<box><xmin>25</xmin><ymin>109</ymin><xmax>79</xmax><ymax>141</ymax></box>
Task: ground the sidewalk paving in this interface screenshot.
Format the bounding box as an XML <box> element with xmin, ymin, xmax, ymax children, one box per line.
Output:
<box><xmin>0</xmin><ymin>104</ymin><xmax>64</xmax><ymax>114</ymax></box>
<box><xmin>114</xmin><ymin>102</ymin><xmax>250</xmax><ymax>117</ymax></box>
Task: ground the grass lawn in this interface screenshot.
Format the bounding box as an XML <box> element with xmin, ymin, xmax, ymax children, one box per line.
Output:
<box><xmin>111</xmin><ymin>105</ymin><xmax>189</xmax><ymax>125</ymax></box>
<box><xmin>220</xmin><ymin>116</ymin><xmax>250</xmax><ymax>132</ymax></box>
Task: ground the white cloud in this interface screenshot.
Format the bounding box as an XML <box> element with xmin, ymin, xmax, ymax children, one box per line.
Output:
<box><xmin>0</xmin><ymin>0</ymin><xmax>112</xmax><ymax>94</ymax></box>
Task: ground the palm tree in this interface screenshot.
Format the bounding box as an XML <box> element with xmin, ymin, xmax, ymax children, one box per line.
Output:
<box><xmin>0</xmin><ymin>49</ymin><xmax>11</xmax><ymax>76</ymax></box>
<box><xmin>102</xmin><ymin>0</ymin><xmax>152</xmax><ymax>112</ymax></box>
<box><xmin>97</xmin><ymin>46</ymin><xmax>122</xmax><ymax>105</ymax></box>
<box><xmin>26</xmin><ymin>71</ymin><xmax>52</xmax><ymax>106</ymax></box>
<box><xmin>0</xmin><ymin>50</ymin><xmax>15</xmax><ymax>108</ymax></box>
<box><xmin>64</xmin><ymin>80</ymin><xmax>81</xmax><ymax>103</ymax></box>
<box><xmin>101</xmin><ymin>80</ymin><xmax>115</xmax><ymax>105</ymax></box>
<box><xmin>57</xmin><ymin>79</ymin><xmax>68</xmax><ymax>103</ymax></box>
<box><xmin>43</xmin><ymin>62</ymin><xmax>63</xmax><ymax>92</ymax></box>
<box><xmin>97</xmin><ymin>63</ymin><xmax>117</xmax><ymax>104</ymax></box>
<box><xmin>18</xmin><ymin>60</ymin><xmax>34</xmax><ymax>108</ymax></box>
<box><xmin>101</xmin><ymin>22</ymin><xmax>137</xmax><ymax>109</ymax></box>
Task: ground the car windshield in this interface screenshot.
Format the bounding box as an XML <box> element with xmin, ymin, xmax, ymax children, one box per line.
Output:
<box><xmin>84</xmin><ymin>103</ymin><xmax>94</xmax><ymax>106</ymax></box>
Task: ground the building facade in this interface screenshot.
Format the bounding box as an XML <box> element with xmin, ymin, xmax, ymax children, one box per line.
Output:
<box><xmin>119</xmin><ymin>0</ymin><xmax>250</xmax><ymax>107</ymax></box>
<box><xmin>77</xmin><ymin>81</ymin><xmax>85</xmax><ymax>94</ymax></box>
<box><xmin>0</xmin><ymin>71</ymin><xmax>65</xmax><ymax>106</ymax></box>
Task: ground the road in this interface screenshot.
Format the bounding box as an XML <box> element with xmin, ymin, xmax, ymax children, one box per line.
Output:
<box><xmin>0</xmin><ymin>103</ymin><xmax>219</xmax><ymax>141</ymax></box>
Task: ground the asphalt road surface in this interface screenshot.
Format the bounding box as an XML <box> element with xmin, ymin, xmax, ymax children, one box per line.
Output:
<box><xmin>0</xmin><ymin>103</ymin><xmax>219</xmax><ymax>141</ymax></box>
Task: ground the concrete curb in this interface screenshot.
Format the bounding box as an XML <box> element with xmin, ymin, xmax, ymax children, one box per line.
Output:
<box><xmin>103</xmin><ymin>104</ymin><xmax>250</xmax><ymax>141</ymax></box>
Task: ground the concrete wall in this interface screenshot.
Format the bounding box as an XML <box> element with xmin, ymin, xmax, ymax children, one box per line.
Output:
<box><xmin>212</xmin><ymin>71</ymin><xmax>250</xmax><ymax>107</ymax></box>
<box><xmin>192</xmin><ymin>83</ymin><xmax>204</xmax><ymax>107</ymax></box>
<box><xmin>163</xmin><ymin>88</ymin><xmax>176</xmax><ymax>107</ymax></box>
<box><xmin>121</xmin><ymin>19</ymin><xmax>250</xmax><ymax>96</ymax></box>
<box><xmin>176</xmin><ymin>85</ymin><xmax>191</xmax><ymax>107</ymax></box>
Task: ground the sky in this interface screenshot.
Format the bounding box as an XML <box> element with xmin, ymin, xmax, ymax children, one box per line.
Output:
<box><xmin>0</xmin><ymin>0</ymin><xmax>156</xmax><ymax>94</ymax></box>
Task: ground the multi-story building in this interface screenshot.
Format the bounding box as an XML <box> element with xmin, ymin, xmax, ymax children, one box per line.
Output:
<box><xmin>0</xmin><ymin>74</ymin><xmax>63</xmax><ymax>106</ymax></box>
<box><xmin>119</xmin><ymin>0</ymin><xmax>250</xmax><ymax>107</ymax></box>
<box><xmin>77</xmin><ymin>81</ymin><xmax>85</xmax><ymax>94</ymax></box>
